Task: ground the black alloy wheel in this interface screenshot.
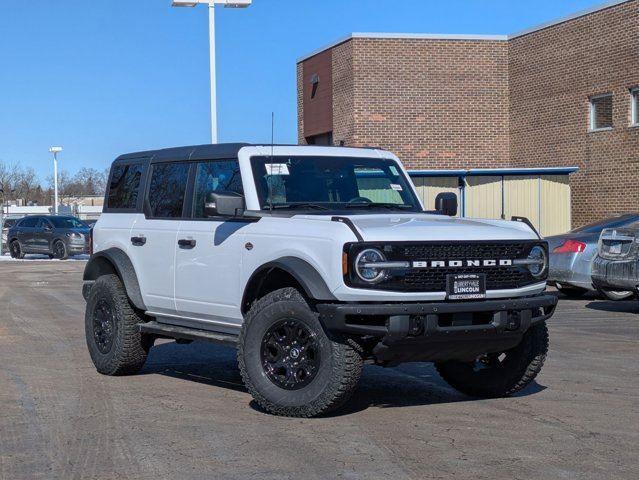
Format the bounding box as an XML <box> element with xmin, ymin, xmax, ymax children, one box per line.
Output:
<box><xmin>92</xmin><ymin>298</ymin><xmax>116</xmax><ymax>354</ymax></box>
<box><xmin>10</xmin><ymin>240</ymin><xmax>22</xmax><ymax>259</ymax></box>
<box><xmin>260</xmin><ymin>319</ymin><xmax>321</xmax><ymax>390</ymax></box>
<box><xmin>53</xmin><ymin>240</ymin><xmax>67</xmax><ymax>259</ymax></box>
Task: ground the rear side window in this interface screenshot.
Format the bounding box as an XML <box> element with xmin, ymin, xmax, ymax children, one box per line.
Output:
<box><xmin>20</xmin><ymin>217</ymin><xmax>39</xmax><ymax>227</ymax></box>
<box><xmin>147</xmin><ymin>163</ymin><xmax>190</xmax><ymax>218</ymax></box>
<box><xmin>108</xmin><ymin>163</ymin><xmax>146</xmax><ymax>210</ymax></box>
<box><xmin>192</xmin><ymin>159</ymin><xmax>243</xmax><ymax>218</ymax></box>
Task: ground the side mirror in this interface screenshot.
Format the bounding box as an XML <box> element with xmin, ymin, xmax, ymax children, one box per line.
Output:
<box><xmin>435</xmin><ymin>192</ymin><xmax>458</xmax><ymax>217</ymax></box>
<box><xmin>204</xmin><ymin>191</ymin><xmax>245</xmax><ymax>218</ymax></box>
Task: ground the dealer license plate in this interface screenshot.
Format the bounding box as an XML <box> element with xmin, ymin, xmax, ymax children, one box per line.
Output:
<box><xmin>446</xmin><ymin>274</ymin><xmax>486</xmax><ymax>300</ymax></box>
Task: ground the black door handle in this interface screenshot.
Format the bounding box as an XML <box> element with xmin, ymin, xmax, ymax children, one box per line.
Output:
<box><xmin>178</xmin><ymin>238</ymin><xmax>196</xmax><ymax>249</ymax></box>
<box><xmin>131</xmin><ymin>236</ymin><xmax>147</xmax><ymax>246</ymax></box>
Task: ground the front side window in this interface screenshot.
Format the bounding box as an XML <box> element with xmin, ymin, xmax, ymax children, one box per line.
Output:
<box><xmin>631</xmin><ymin>89</ymin><xmax>638</xmax><ymax>126</ymax></box>
<box><xmin>147</xmin><ymin>163</ymin><xmax>190</xmax><ymax>218</ymax></box>
<box><xmin>192</xmin><ymin>160</ymin><xmax>243</xmax><ymax>218</ymax></box>
<box><xmin>250</xmin><ymin>156</ymin><xmax>420</xmax><ymax>213</ymax></box>
<box><xmin>107</xmin><ymin>163</ymin><xmax>146</xmax><ymax>210</ymax></box>
<box><xmin>590</xmin><ymin>94</ymin><xmax>613</xmax><ymax>131</ymax></box>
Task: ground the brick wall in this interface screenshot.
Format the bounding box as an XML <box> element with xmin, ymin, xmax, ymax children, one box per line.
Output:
<box><xmin>509</xmin><ymin>0</ymin><xmax>639</xmax><ymax>226</ymax></box>
<box><xmin>352</xmin><ymin>38</ymin><xmax>510</xmax><ymax>170</ymax></box>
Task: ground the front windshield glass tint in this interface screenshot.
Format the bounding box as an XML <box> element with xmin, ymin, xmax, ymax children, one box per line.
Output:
<box><xmin>250</xmin><ymin>156</ymin><xmax>420</xmax><ymax>211</ymax></box>
<box><xmin>49</xmin><ymin>217</ymin><xmax>87</xmax><ymax>229</ymax></box>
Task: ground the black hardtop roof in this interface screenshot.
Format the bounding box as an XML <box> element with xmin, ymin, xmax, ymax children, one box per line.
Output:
<box><xmin>115</xmin><ymin>143</ymin><xmax>251</xmax><ymax>163</ymax></box>
<box><xmin>113</xmin><ymin>143</ymin><xmax>380</xmax><ymax>164</ymax></box>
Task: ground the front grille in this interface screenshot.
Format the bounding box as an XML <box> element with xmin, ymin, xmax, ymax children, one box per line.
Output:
<box><xmin>346</xmin><ymin>241</ymin><xmax>544</xmax><ymax>292</ymax></box>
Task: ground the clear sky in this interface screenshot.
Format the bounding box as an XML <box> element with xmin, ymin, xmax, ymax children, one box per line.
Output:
<box><xmin>0</xmin><ymin>0</ymin><xmax>611</xmax><ymax>180</ymax></box>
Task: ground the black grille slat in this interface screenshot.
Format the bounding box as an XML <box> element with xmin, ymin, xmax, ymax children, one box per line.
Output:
<box><xmin>349</xmin><ymin>241</ymin><xmax>542</xmax><ymax>292</ymax></box>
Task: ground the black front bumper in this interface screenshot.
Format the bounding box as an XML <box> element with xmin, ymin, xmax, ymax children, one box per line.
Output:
<box><xmin>316</xmin><ymin>294</ymin><xmax>557</xmax><ymax>365</ymax></box>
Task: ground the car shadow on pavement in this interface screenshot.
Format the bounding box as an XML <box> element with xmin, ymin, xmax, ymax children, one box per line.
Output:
<box><xmin>142</xmin><ymin>340</ymin><xmax>546</xmax><ymax>417</ymax></box>
<box><xmin>585</xmin><ymin>300</ymin><xmax>639</xmax><ymax>314</ymax></box>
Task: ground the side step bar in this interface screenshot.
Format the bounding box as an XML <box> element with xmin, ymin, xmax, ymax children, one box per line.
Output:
<box><xmin>139</xmin><ymin>321</ymin><xmax>238</xmax><ymax>347</ymax></box>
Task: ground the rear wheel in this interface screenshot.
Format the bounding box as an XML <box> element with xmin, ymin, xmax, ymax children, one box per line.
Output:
<box><xmin>52</xmin><ymin>240</ymin><xmax>68</xmax><ymax>260</ymax></box>
<box><xmin>238</xmin><ymin>288</ymin><xmax>363</xmax><ymax>417</ymax></box>
<box><xmin>9</xmin><ymin>240</ymin><xmax>24</xmax><ymax>259</ymax></box>
<box><xmin>436</xmin><ymin>322</ymin><xmax>549</xmax><ymax>398</ymax></box>
<box><xmin>85</xmin><ymin>274</ymin><xmax>152</xmax><ymax>376</ymax></box>
<box><xmin>556</xmin><ymin>283</ymin><xmax>588</xmax><ymax>298</ymax></box>
<box><xmin>598</xmin><ymin>289</ymin><xmax>633</xmax><ymax>301</ymax></box>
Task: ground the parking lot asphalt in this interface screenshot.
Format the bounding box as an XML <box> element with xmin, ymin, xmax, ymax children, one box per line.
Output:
<box><xmin>0</xmin><ymin>260</ymin><xmax>638</xmax><ymax>480</ymax></box>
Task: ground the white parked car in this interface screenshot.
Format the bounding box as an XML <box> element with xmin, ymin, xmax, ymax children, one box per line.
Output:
<box><xmin>83</xmin><ymin>144</ymin><xmax>557</xmax><ymax>417</ymax></box>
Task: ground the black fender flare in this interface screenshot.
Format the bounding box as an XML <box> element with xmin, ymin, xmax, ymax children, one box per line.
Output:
<box><xmin>83</xmin><ymin>248</ymin><xmax>146</xmax><ymax>310</ymax></box>
<box><xmin>243</xmin><ymin>257</ymin><xmax>337</xmax><ymax>307</ymax></box>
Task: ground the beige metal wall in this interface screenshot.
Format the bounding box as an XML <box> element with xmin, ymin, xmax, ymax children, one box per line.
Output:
<box><xmin>540</xmin><ymin>175</ymin><xmax>571</xmax><ymax>237</ymax></box>
<box><xmin>464</xmin><ymin>176</ymin><xmax>503</xmax><ymax>219</ymax></box>
<box><xmin>412</xmin><ymin>177</ymin><xmax>459</xmax><ymax>215</ymax></box>
<box><xmin>503</xmin><ymin>176</ymin><xmax>541</xmax><ymax>229</ymax></box>
<box><xmin>410</xmin><ymin>174</ymin><xmax>572</xmax><ymax>236</ymax></box>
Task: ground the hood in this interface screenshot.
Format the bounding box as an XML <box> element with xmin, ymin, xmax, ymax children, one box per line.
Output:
<box><xmin>297</xmin><ymin>213</ymin><xmax>539</xmax><ymax>242</ymax></box>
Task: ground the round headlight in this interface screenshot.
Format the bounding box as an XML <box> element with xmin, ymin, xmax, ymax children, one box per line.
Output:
<box><xmin>355</xmin><ymin>248</ymin><xmax>387</xmax><ymax>283</ymax></box>
<box><xmin>527</xmin><ymin>245</ymin><xmax>548</xmax><ymax>278</ymax></box>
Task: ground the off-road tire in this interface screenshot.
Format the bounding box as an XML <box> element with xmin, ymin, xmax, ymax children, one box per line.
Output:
<box><xmin>598</xmin><ymin>288</ymin><xmax>633</xmax><ymax>301</ymax></box>
<box><xmin>436</xmin><ymin>322</ymin><xmax>549</xmax><ymax>398</ymax></box>
<box><xmin>238</xmin><ymin>288</ymin><xmax>363</xmax><ymax>417</ymax></box>
<box><xmin>52</xmin><ymin>240</ymin><xmax>68</xmax><ymax>260</ymax></box>
<box><xmin>85</xmin><ymin>274</ymin><xmax>152</xmax><ymax>376</ymax></box>
<box><xmin>9</xmin><ymin>240</ymin><xmax>24</xmax><ymax>259</ymax></box>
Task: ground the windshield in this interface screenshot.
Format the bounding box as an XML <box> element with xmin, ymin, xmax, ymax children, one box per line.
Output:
<box><xmin>572</xmin><ymin>214</ymin><xmax>639</xmax><ymax>233</ymax></box>
<box><xmin>49</xmin><ymin>217</ymin><xmax>88</xmax><ymax>229</ymax></box>
<box><xmin>251</xmin><ymin>156</ymin><xmax>421</xmax><ymax>212</ymax></box>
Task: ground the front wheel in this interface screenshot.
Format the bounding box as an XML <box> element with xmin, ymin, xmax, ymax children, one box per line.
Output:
<box><xmin>52</xmin><ymin>240</ymin><xmax>68</xmax><ymax>260</ymax></box>
<box><xmin>436</xmin><ymin>322</ymin><xmax>549</xmax><ymax>398</ymax></box>
<box><xmin>238</xmin><ymin>288</ymin><xmax>363</xmax><ymax>417</ymax></box>
<box><xmin>9</xmin><ymin>240</ymin><xmax>24</xmax><ymax>259</ymax></box>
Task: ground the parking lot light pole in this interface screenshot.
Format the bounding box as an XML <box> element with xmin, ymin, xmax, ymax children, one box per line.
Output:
<box><xmin>49</xmin><ymin>146</ymin><xmax>63</xmax><ymax>214</ymax></box>
<box><xmin>171</xmin><ymin>0</ymin><xmax>252</xmax><ymax>144</ymax></box>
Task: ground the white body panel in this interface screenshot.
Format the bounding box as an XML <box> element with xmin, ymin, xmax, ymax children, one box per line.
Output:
<box><xmin>174</xmin><ymin>219</ymin><xmax>247</xmax><ymax>326</ymax></box>
<box><xmin>130</xmin><ymin>215</ymin><xmax>179</xmax><ymax>313</ymax></box>
<box><xmin>93</xmin><ymin>145</ymin><xmax>546</xmax><ymax>330</ymax></box>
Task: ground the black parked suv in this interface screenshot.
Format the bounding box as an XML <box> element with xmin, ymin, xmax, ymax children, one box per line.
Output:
<box><xmin>7</xmin><ymin>215</ymin><xmax>91</xmax><ymax>259</ymax></box>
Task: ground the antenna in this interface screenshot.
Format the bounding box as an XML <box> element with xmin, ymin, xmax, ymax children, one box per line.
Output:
<box><xmin>268</xmin><ymin>112</ymin><xmax>275</xmax><ymax>212</ymax></box>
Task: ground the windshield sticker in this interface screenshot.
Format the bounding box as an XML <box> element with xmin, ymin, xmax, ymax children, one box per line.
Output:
<box><xmin>389</xmin><ymin>165</ymin><xmax>399</xmax><ymax>176</ymax></box>
<box><xmin>265</xmin><ymin>163</ymin><xmax>290</xmax><ymax>175</ymax></box>
<box><xmin>390</xmin><ymin>184</ymin><xmax>403</xmax><ymax>191</ymax></box>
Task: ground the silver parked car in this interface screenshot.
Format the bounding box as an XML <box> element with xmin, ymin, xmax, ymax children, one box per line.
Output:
<box><xmin>547</xmin><ymin>213</ymin><xmax>639</xmax><ymax>300</ymax></box>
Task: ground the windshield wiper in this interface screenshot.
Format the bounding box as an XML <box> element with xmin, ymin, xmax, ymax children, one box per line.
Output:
<box><xmin>267</xmin><ymin>203</ymin><xmax>330</xmax><ymax>211</ymax></box>
<box><xmin>345</xmin><ymin>202</ymin><xmax>414</xmax><ymax>210</ymax></box>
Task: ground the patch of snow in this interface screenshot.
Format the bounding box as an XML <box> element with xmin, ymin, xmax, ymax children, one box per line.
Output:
<box><xmin>0</xmin><ymin>253</ymin><xmax>89</xmax><ymax>262</ymax></box>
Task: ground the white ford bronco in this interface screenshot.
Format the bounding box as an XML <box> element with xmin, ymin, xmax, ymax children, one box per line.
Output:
<box><xmin>83</xmin><ymin>144</ymin><xmax>557</xmax><ymax>417</ymax></box>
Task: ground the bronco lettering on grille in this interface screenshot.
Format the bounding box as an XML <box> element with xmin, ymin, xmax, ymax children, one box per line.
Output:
<box><xmin>412</xmin><ymin>259</ymin><xmax>513</xmax><ymax>268</ymax></box>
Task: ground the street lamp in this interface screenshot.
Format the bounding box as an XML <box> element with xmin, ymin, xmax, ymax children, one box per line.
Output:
<box><xmin>49</xmin><ymin>146</ymin><xmax>63</xmax><ymax>214</ymax></box>
<box><xmin>171</xmin><ymin>0</ymin><xmax>252</xmax><ymax>144</ymax></box>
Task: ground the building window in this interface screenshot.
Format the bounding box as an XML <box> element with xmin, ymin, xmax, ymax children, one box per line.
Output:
<box><xmin>631</xmin><ymin>88</ymin><xmax>639</xmax><ymax>126</ymax></box>
<box><xmin>589</xmin><ymin>94</ymin><xmax>613</xmax><ymax>131</ymax></box>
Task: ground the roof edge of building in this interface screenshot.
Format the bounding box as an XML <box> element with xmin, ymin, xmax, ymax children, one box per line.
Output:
<box><xmin>409</xmin><ymin>167</ymin><xmax>580</xmax><ymax>177</ymax></box>
<box><xmin>296</xmin><ymin>0</ymin><xmax>632</xmax><ymax>62</ymax></box>
<box><xmin>508</xmin><ymin>0</ymin><xmax>630</xmax><ymax>39</ymax></box>
<box><xmin>296</xmin><ymin>33</ymin><xmax>507</xmax><ymax>63</ymax></box>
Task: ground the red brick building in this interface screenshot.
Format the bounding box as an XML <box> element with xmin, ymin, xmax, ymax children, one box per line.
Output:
<box><xmin>297</xmin><ymin>0</ymin><xmax>638</xmax><ymax>228</ymax></box>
